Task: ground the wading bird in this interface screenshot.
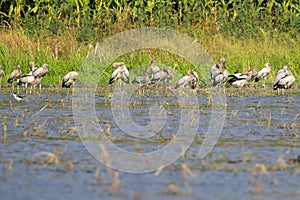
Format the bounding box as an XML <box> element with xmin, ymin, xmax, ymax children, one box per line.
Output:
<box><xmin>210</xmin><ymin>58</ymin><xmax>229</xmax><ymax>86</ymax></box>
<box><xmin>7</xmin><ymin>65</ymin><xmax>22</xmax><ymax>93</ymax></box>
<box><xmin>132</xmin><ymin>71</ymin><xmax>149</xmax><ymax>85</ymax></box>
<box><xmin>109</xmin><ymin>62</ymin><xmax>130</xmax><ymax>84</ymax></box>
<box><xmin>33</xmin><ymin>63</ymin><xmax>50</xmax><ymax>78</ymax></box>
<box><xmin>32</xmin><ymin>63</ymin><xmax>50</xmax><ymax>92</ymax></box>
<box><xmin>13</xmin><ymin>93</ymin><xmax>24</xmax><ymax>101</ymax></box>
<box><xmin>227</xmin><ymin>69</ymin><xmax>257</xmax><ymax>88</ymax></box>
<box><xmin>62</xmin><ymin>71</ymin><xmax>79</xmax><ymax>88</ymax></box>
<box><xmin>26</xmin><ymin>61</ymin><xmax>37</xmax><ymax>76</ymax></box>
<box><xmin>149</xmin><ymin>59</ymin><xmax>160</xmax><ymax>79</ymax></box>
<box><xmin>17</xmin><ymin>75</ymin><xmax>36</xmax><ymax>94</ymax></box>
<box><xmin>112</xmin><ymin>62</ymin><xmax>125</xmax><ymax>69</ymax></box>
<box><xmin>175</xmin><ymin>70</ymin><xmax>199</xmax><ymax>89</ymax></box>
<box><xmin>151</xmin><ymin>67</ymin><xmax>174</xmax><ymax>84</ymax></box>
<box><xmin>16</xmin><ymin>61</ymin><xmax>39</xmax><ymax>93</ymax></box>
<box><xmin>273</xmin><ymin>66</ymin><xmax>295</xmax><ymax>95</ymax></box>
<box><xmin>255</xmin><ymin>63</ymin><xmax>272</xmax><ymax>83</ymax></box>
<box><xmin>0</xmin><ymin>65</ymin><xmax>4</xmax><ymax>88</ymax></box>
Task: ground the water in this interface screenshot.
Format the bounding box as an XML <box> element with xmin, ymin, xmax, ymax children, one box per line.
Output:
<box><xmin>0</xmin><ymin>90</ymin><xmax>299</xmax><ymax>200</ymax></box>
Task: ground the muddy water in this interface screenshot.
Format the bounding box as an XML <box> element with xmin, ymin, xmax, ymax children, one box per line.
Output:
<box><xmin>0</xmin><ymin>90</ymin><xmax>299</xmax><ymax>200</ymax></box>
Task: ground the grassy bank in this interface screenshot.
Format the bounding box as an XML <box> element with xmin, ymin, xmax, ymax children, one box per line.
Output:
<box><xmin>0</xmin><ymin>0</ymin><xmax>299</xmax><ymax>87</ymax></box>
<box><xmin>0</xmin><ymin>29</ymin><xmax>299</xmax><ymax>87</ymax></box>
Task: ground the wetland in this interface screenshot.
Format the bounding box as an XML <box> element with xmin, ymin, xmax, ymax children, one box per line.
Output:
<box><xmin>1</xmin><ymin>87</ymin><xmax>300</xmax><ymax>199</ymax></box>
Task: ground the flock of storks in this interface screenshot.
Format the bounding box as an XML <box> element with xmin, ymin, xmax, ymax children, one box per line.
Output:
<box><xmin>0</xmin><ymin>62</ymin><xmax>78</xmax><ymax>95</ymax></box>
<box><xmin>107</xmin><ymin>58</ymin><xmax>296</xmax><ymax>95</ymax></box>
<box><xmin>0</xmin><ymin>57</ymin><xmax>296</xmax><ymax>99</ymax></box>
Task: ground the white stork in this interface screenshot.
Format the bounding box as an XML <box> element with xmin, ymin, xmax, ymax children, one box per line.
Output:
<box><xmin>255</xmin><ymin>63</ymin><xmax>272</xmax><ymax>82</ymax></box>
<box><xmin>175</xmin><ymin>70</ymin><xmax>199</xmax><ymax>89</ymax></box>
<box><xmin>109</xmin><ymin>62</ymin><xmax>130</xmax><ymax>84</ymax></box>
<box><xmin>151</xmin><ymin>66</ymin><xmax>174</xmax><ymax>84</ymax></box>
<box><xmin>210</xmin><ymin>58</ymin><xmax>229</xmax><ymax>86</ymax></box>
<box><xmin>26</xmin><ymin>61</ymin><xmax>37</xmax><ymax>76</ymax></box>
<box><xmin>273</xmin><ymin>66</ymin><xmax>295</xmax><ymax>95</ymax></box>
<box><xmin>62</xmin><ymin>71</ymin><xmax>79</xmax><ymax>88</ymax></box>
<box><xmin>32</xmin><ymin>63</ymin><xmax>50</xmax><ymax>92</ymax></box>
<box><xmin>7</xmin><ymin>65</ymin><xmax>22</xmax><ymax>93</ymax></box>
<box><xmin>227</xmin><ymin>69</ymin><xmax>257</xmax><ymax>88</ymax></box>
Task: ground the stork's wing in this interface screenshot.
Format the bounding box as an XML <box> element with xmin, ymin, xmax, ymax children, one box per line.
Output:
<box><xmin>63</xmin><ymin>73</ymin><xmax>71</xmax><ymax>82</ymax></box>
<box><xmin>191</xmin><ymin>71</ymin><xmax>199</xmax><ymax>80</ymax></box>
<box><xmin>273</xmin><ymin>70</ymin><xmax>287</xmax><ymax>85</ymax></box>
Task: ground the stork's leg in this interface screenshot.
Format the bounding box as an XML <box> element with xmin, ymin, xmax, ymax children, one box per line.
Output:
<box><xmin>29</xmin><ymin>84</ymin><xmax>33</xmax><ymax>94</ymax></box>
<box><xmin>25</xmin><ymin>83</ymin><xmax>28</xmax><ymax>94</ymax></box>
<box><xmin>39</xmin><ymin>83</ymin><xmax>42</xmax><ymax>94</ymax></box>
<box><xmin>17</xmin><ymin>84</ymin><xmax>20</xmax><ymax>94</ymax></box>
<box><xmin>72</xmin><ymin>83</ymin><xmax>75</xmax><ymax>94</ymax></box>
<box><xmin>33</xmin><ymin>83</ymin><xmax>36</xmax><ymax>94</ymax></box>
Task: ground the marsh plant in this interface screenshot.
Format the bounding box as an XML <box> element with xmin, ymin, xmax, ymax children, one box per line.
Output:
<box><xmin>0</xmin><ymin>0</ymin><xmax>299</xmax><ymax>86</ymax></box>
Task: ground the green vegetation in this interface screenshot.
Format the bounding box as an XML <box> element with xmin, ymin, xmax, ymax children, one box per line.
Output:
<box><xmin>0</xmin><ymin>0</ymin><xmax>299</xmax><ymax>86</ymax></box>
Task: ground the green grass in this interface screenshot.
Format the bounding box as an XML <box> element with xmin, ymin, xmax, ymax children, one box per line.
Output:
<box><xmin>0</xmin><ymin>29</ymin><xmax>298</xmax><ymax>88</ymax></box>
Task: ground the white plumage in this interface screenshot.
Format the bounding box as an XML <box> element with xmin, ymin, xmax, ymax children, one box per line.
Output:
<box><xmin>210</xmin><ymin>58</ymin><xmax>229</xmax><ymax>86</ymax></box>
<box><xmin>175</xmin><ymin>70</ymin><xmax>199</xmax><ymax>89</ymax></box>
<box><xmin>151</xmin><ymin>67</ymin><xmax>174</xmax><ymax>84</ymax></box>
<box><xmin>149</xmin><ymin>59</ymin><xmax>160</xmax><ymax>78</ymax></box>
<box><xmin>33</xmin><ymin>64</ymin><xmax>50</xmax><ymax>78</ymax></box>
<box><xmin>62</xmin><ymin>71</ymin><xmax>79</xmax><ymax>88</ymax></box>
<box><xmin>18</xmin><ymin>75</ymin><xmax>35</xmax><ymax>86</ymax></box>
<box><xmin>13</xmin><ymin>93</ymin><xmax>24</xmax><ymax>101</ymax></box>
<box><xmin>255</xmin><ymin>63</ymin><xmax>272</xmax><ymax>82</ymax></box>
<box><xmin>109</xmin><ymin>62</ymin><xmax>130</xmax><ymax>84</ymax></box>
<box><xmin>227</xmin><ymin>69</ymin><xmax>257</xmax><ymax>88</ymax></box>
<box><xmin>273</xmin><ymin>66</ymin><xmax>295</xmax><ymax>93</ymax></box>
<box><xmin>8</xmin><ymin>65</ymin><xmax>22</xmax><ymax>83</ymax></box>
<box><xmin>26</xmin><ymin>61</ymin><xmax>37</xmax><ymax>76</ymax></box>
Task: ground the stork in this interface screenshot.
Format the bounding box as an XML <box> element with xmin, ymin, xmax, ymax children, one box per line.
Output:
<box><xmin>17</xmin><ymin>75</ymin><xmax>36</xmax><ymax>94</ymax></box>
<box><xmin>175</xmin><ymin>70</ymin><xmax>199</xmax><ymax>89</ymax></box>
<box><xmin>62</xmin><ymin>71</ymin><xmax>79</xmax><ymax>88</ymax></box>
<box><xmin>26</xmin><ymin>61</ymin><xmax>37</xmax><ymax>76</ymax></box>
<box><xmin>254</xmin><ymin>63</ymin><xmax>272</xmax><ymax>88</ymax></box>
<box><xmin>32</xmin><ymin>63</ymin><xmax>50</xmax><ymax>92</ymax></box>
<box><xmin>227</xmin><ymin>69</ymin><xmax>257</xmax><ymax>88</ymax></box>
<box><xmin>149</xmin><ymin>59</ymin><xmax>160</xmax><ymax>79</ymax></box>
<box><xmin>109</xmin><ymin>62</ymin><xmax>130</xmax><ymax>84</ymax></box>
<box><xmin>132</xmin><ymin>71</ymin><xmax>149</xmax><ymax>85</ymax></box>
<box><xmin>33</xmin><ymin>63</ymin><xmax>49</xmax><ymax>78</ymax></box>
<box><xmin>210</xmin><ymin>58</ymin><xmax>229</xmax><ymax>86</ymax></box>
<box><xmin>7</xmin><ymin>65</ymin><xmax>22</xmax><ymax>93</ymax></box>
<box><xmin>151</xmin><ymin>66</ymin><xmax>174</xmax><ymax>84</ymax></box>
<box><xmin>273</xmin><ymin>66</ymin><xmax>295</xmax><ymax>95</ymax></box>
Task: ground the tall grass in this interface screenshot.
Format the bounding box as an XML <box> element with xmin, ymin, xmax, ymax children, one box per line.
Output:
<box><xmin>0</xmin><ymin>0</ymin><xmax>299</xmax><ymax>86</ymax></box>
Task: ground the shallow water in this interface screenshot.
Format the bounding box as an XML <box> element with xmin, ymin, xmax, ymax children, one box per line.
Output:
<box><xmin>0</xmin><ymin>89</ymin><xmax>300</xmax><ymax>200</ymax></box>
